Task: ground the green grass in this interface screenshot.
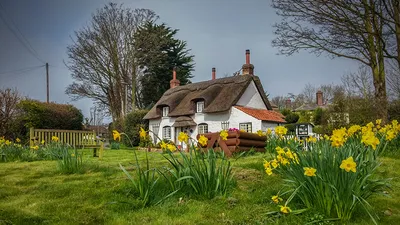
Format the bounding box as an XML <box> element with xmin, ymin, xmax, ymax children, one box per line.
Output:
<box><xmin>0</xmin><ymin>149</ymin><xmax>399</xmax><ymax>225</ymax></box>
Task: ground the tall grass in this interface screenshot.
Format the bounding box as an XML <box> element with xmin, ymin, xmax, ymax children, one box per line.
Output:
<box><xmin>57</xmin><ymin>148</ymin><xmax>84</xmax><ymax>174</ymax></box>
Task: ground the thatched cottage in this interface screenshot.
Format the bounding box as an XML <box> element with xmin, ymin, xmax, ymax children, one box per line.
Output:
<box><xmin>144</xmin><ymin>50</ymin><xmax>286</xmax><ymax>145</ymax></box>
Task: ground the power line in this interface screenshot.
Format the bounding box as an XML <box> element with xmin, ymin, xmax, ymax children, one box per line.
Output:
<box><xmin>0</xmin><ymin>2</ymin><xmax>45</xmax><ymax>63</ymax></box>
<box><xmin>0</xmin><ymin>65</ymin><xmax>45</xmax><ymax>75</ymax></box>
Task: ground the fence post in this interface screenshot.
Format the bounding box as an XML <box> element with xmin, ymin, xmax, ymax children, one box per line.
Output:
<box><xmin>29</xmin><ymin>127</ymin><xmax>34</xmax><ymax>147</ymax></box>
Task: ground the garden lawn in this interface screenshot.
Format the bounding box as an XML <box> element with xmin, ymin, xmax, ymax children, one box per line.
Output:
<box><xmin>0</xmin><ymin>149</ymin><xmax>399</xmax><ymax>225</ymax></box>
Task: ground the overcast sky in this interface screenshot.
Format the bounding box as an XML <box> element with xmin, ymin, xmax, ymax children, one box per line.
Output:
<box><xmin>0</xmin><ymin>0</ymin><xmax>360</xmax><ymax>120</ymax></box>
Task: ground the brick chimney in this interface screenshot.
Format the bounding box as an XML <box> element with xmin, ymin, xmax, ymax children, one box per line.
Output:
<box><xmin>170</xmin><ymin>67</ymin><xmax>180</xmax><ymax>89</ymax></box>
<box><xmin>285</xmin><ymin>98</ymin><xmax>291</xmax><ymax>109</ymax></box>
<box><xmin>212</xmin><ymin>67</ymin><xmax>216</xmax><ymax>80</ymax></box>
<box><xmin>241</xmin><ymin>49</ymin><xmax>254</xmax><ymax>75</ymax></box>
<box><xmin>316</xmin><ymin>90</ymin><xmax>323</xmax><ymax>106</ymax></box>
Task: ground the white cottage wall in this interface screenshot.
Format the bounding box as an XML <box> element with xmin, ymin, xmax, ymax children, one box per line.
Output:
<box><xmin>236</xmin><ymin>80</ymin><xmax>267</xmax><ymax>109</ymax></box>
<box><xmin>229</xmin><ymin>107</ymin><xmax>262</xmax><ymax>132</ymax></box>
<box><xmin>262</xmin><ymin>121</ymin><xmax>280</xmax><ymax>131</ymax></box>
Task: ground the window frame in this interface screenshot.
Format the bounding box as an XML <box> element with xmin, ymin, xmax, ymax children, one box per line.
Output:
<box><xmin>239</xmin><ymin>122</ymin><xmax>252</xmax><ymax>133</ymax></box>
<box><xmin>198</xmin><ymin>123</ymin><xmax>208</xmax><ymax>134</ymax></box>
<box><xmin>196</xmin><ymin>101</ymin><xmax>204</xmax><ymax>113</ymax></box>
<box><xmin>162</xmin><ymin>126</ymin><xmax>171</xmax><ymax>139</ymax></box>
<box><xmin>162</xmin><ymin>107</ymin><xmax>169</xmax><ymax>117</ymax></box>
<box><xmin>221</xmin><ymin>121</ymin><xmax>229</xmax><ymax>130</ymax></box>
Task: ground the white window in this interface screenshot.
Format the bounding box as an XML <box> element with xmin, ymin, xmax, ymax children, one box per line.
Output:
<box><xmin>239</xmin><ymin>123</ymin><xmax>252</xmax><ymax>133</ymax></box>
<box><xmin>152</xmin><ymin>124</ymin><xmax>160</xmax><ymax>143</ymax></box>
<box><xmin>198</xmin><ymin>123</ymin><xmax>208</xmax><ymax>134</ymax></box>
<box><xmin>196</xmin><ymin>101</ymin><xmax>204</xmax><ymax>113</ymax></box>
<box><xmin>162</xmin><ymin>126</ymin><xmax>171</xmax><ymax>139</ymax></box>
<box><xmin>162</xmin><ymin>107</ymin><xmax>169</xmax><ymax>117</ymax></box>
<box><xmin>221</xmin><ymin>121</ymin><xmax>229</xmax><ymax>130</ymax></box>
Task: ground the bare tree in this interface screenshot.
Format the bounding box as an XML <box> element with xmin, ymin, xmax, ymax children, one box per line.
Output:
<box><xmin>272</xmin><ymin>0</ymin><xmax>387</xmax><ymax>120</ymax></box>
<box><xmin>0</xmin><ymin>88</ymin><xmax>21</xmax><ymax>137</ymax></box>
<box><xmin>341</xmin><ymin>66</ymin><xmax>374</xmax><ymax>99</ymax></box>
<box><xmin>271</xmin><ymin>95</ymin><xmax>286</xmax><ymax>110</ymax></box>
<box><xmin>301</xmin><ymin>83</ymin><xmax>316</xmax><ymax>103</ymax></box>
<box><xmin>386</xmin><ymin>60</ymin><xmax>400</xmax><ymax>99</ymax></box>
<box><xmin>66</xmin><ymin>3</ymin><xmax>158</xmax><ymax>122</ymax></box>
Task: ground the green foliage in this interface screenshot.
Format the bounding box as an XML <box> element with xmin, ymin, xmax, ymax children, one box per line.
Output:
<box><xmin>57</xmin><ymin>148</ymin><xmax>84</xmax><ymax>174</ymax></box>
<box><xmin>285</xmin><ymin>112</ymin><xmax>300</xmax><ymax>124</ymax></box>
<box><xmin>284</xmin><ymin>123</ymin><xmax>296</xmax><ymax>133</ymax></box>
<box><xmin>110</xmin><ymin>141</ymin><xmax>120</xmax><ymax>150</ymax></box>
<box><xmin>123</xmin><ymin>110</ymin><xmax>149</xmax><ymax>147</ymax></box>
<box><xmin>388</xmin><ymin>100</ymin><xmax>400</xmax><ymax>121</ymax></box>
<box><xmin>313</xmin><ymin>108</ymin><xmax>324</xmax><ymax>125</ymax></box>
<box><xmin>17</xmin><ymin>99</ymin><xmax>83</xmax><ymax>130</ymax></box>
<box><xmin>134</xmin><ymin>22</ymin><xmax>195</xmax><ymax>108</ymax></box>
<box><xmin>162</xmin><ymin>148</ymin><xmax>235</xmax><ymax>199</ymax></box>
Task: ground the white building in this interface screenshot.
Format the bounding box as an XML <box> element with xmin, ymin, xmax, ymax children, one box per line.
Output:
<box><xmin>143</xmin><ymin>50</ymin><xmax>286</xmax><ymax>146</ymax></box>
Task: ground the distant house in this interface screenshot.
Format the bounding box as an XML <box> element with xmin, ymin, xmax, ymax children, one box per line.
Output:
<box><xmin>143</xmin><ymin>50</ymin><xmax>286</xmax><ymax>145</ymax></box>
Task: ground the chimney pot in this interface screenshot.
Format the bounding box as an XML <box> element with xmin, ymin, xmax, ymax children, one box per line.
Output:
<box><xmin>242</xmin><ymin>49</ymin><xmax>254</xmax><ymax>75</ymax></box>
<box><xmin>212</xmin><ymin>67</ymin><xmax>216</xmax><ymax>80</ymax></box>
<box><xmin>316</xmin><ymin>90</ymin><xmax>323</xmax><ymax>106</ymax></box>
<box><xmin>245</xmin><ymin>49</ymin><xmax>250</xmax><ymax>64</ymax></box>
<box><xmin>170</xmin><ymin>67</ymin><xmax>180</xmax><ymax>89</ymax></box>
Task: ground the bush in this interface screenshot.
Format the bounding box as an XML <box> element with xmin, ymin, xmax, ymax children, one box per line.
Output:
<box><xmin>122</xmin><ymin>110</ymin><xmax>149</xmax><ymax>147</ymax></box>
<box><xmin>17</xmin><ymin>100</ymin><xmax>83</xmax><ymax>133</ymax></box>
<box><xmin>285</xmin><ymin>112</ymin><xmax>300</xmax><ymax>124</ymax></box>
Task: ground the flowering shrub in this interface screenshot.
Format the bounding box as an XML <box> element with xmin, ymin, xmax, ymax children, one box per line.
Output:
<box><xmin>264</xmin><ymin>120</ymin><xmax>399</xmax><ymax>223</ymax></box>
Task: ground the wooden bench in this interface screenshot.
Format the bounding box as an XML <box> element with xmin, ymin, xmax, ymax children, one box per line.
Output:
<box><xmin>30</xmin><ymin>128</ymin><xmax>104</xmax><ymax>157</ymax></box>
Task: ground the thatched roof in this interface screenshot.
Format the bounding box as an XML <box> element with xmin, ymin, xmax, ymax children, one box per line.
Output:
<box><xmin>172</xmin><ymin>116</ymin><xmax>197</xmax><ymax>127</ymax></box>
<box><xmin>144</xmin><ymin>75</ymin><xmax>273</xmax><ymax>120</ymax></box>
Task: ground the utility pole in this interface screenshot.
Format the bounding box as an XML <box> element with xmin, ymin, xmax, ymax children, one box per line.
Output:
<box><xmin>46</xmin><ymin>63</ymin><xmax>49</xmax><ymax>103</ymax></box>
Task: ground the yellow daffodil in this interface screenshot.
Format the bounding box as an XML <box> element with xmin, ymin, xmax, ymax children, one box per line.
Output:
<box><xmin>71</xmin><ymin>153</ymin><xmax>75</xmax><ymax>157</ymax></box>
<box><xmin>340</xmin><ymin>156</ymin><xmax>357</xmax><ymax>173</ymax></box>
<box><xmin>330</xmin><ymin>127</ymin><xmax>347</xmax><ymax>148</ymax></box>
<box><xmin>178</xmin><ymin>132</ymin><xmax>189</xmax><ymax>143</ymax></box>
<box><xmin>276</xmin><ymin>146</ymin><xmax>285</xmax><ymax>155</ymax></box>
<box><xmin>306</xmin><ymin>136</ymin><xmax>317</xmax><ymax>143</ymax></box>
<box><xmin>303</xmin><ymin>167</ymin><xmax>317</xmax><ymax>177</ymax></box>
<box><xmin>275</xmin><ymin>126</ymin><xmax>288</xmax><ymax>137</ymax></box>
<box><xmin>160</xmin><ymin>141</ymin><xmax>167</xmax><ymax>149</ymax></box>
<box><xmin>257</xmin><ymin>130</ymin><xmax>264</xmax><ymax>136</ymax></box>
<box><xmin>112</xmin><ymin>130</ymin><xmax>121</xmax><ymax>141</ymax></box>
<box><xmin>285</xmin><ymin>149</ymin><xmax>294</xmax><ymax>159</ymax></box>
<box><xmin>347</xmin><ymin>125</ymin><xmax>361</xmax><ymax>136</ymax></box>
<box><xmin>271</xmin><ymin>195</ymin><xmax>283</xmax><ymax>204</ymax></box>
<box><xmin>265</xmin><ymin>168</ymin><xmax>273</xmax><ymax>176</ymax></box>
<box><xmin>41</xmin><ymin>140</ymin><xmax>45</xmax><ymax>145</ymax></box>
<box><xmin>16</xmin><ymin>138</ymin><xmax>21</xmax><ymax>143</ymax></box>
<box><xmin>139</xmin><ymin>127</ymin><xmax>147</xmax><ymax>139</ymax></box>
<box><xmin>386</xmin><ymin>129</ymin><xmax>396</xmax><ymax>141</ymax></box>
<box><xmin>5</xmin><ymin>140</ymin><xmax>11</xmax><ymax>145</ymax></box>
<box><xmin>167</xmin><ymin>144</ymin><xmax>176</xmax><ymax>152</ymax></box>
<box><xmin>280</xmin><ymin>205</ymin><xmax>291</xmax><ymax>214</ymax></box>
<box><xmin>361</xmin><ymin>130</ymin><xmax>380</xmax><ymax>150</ymax></box>
<box><xmin>198</xmin><ymin>135</ymin><xmax>208</xmax><ymax>147</ymax></box>
<box><xmin>30</xmin><ymin>145</ymin><xmax>39</xmax><ymax>150</ymax></box>
<box><xmin>52</xmin><ymin>136</ymin><xmax>59</xmax><ymax>142</ymax></box>
<box><xmin>266</xmin><ymin>128</ymin><xmax>272</xmax><ymax>135</ymax></box>
<box><xmin>220</xmin><ymin>130</ymin><xmax>228</xmax><ymax>140</ymax></box>
<box><xmin>281</xmin><ymin>158</ymin><xmax>289</xmax><ymax>166</ymax></box>
<box><xmin>271</xmin><ymin>159</ymin><xmax>279</xmax><ymax>168</ymax></box>
<box><xmin>263</xmin><ymin>160</ymin><xmax>270</xmax><ymax>169</ymax></box>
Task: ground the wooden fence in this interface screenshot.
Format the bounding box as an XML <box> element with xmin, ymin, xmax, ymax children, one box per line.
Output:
<box><xmin>29</xmin><ymin>128</ymin><xmax>99</xmax><ymax>147</ymax></box>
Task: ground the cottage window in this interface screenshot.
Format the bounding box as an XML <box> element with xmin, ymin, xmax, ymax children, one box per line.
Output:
<box><xmin>196</xmin><ymin>101</ymin><xmax>204</xmax><ymax>113</ymax></box>
<box><xmin>239</xmin><ymin>123</ymin><xmax>252</xmax><ymax>133</ymax></box>
<box><xmin>162</xmin><ymin>126</ymin><xmax>171</xmax><ymax>139</ymax></box>
<box><xmin>221</xmin><ymin>121</ymin><xmax>229</xmax><ymax>130</ymax></box>
<box><xmin>198</xmin><ymin>123</ymin><xmax>208</xmax><ymax>134</ymax></box>
<box><xmin>162</xmin><ymin>107</ymin><xmax>169</xmax><ymax>117</ymax></box>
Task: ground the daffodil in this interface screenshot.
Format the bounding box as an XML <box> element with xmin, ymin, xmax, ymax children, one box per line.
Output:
<box><xmin>266</xmin><ymin>128</ymin><xmax>272</xmax><ymax>135</ymax></box>
<box><xmin>160</xmin><ymin>141</ymin><xmax>167</xmax><ymax>149</ymax></box>
<box><xmin>178</xmin><ymin>132</ymin><xmax>189</xmax><ymax>143</ymax></box>
<box><xmin>41</xmin><ymin>140</ymin><xmax>45</xmax><ymax>145</ymax></box>
<box><xmin>306</xmin><ymin>136</ymin><xmax>317</xmax><ymax>143</ymax></box>
<box><xmin>303</xmin><ymin>167</ymin><xmax>317</xmax><ymax>177</ymax></box>
<box><xmin>52</xmin><ymin>136</ymin><xmax>59</xmax><ymax>142</ymax></box>
<box><xmin>280</xmin><ymin>205</ymin><xmax>291</xmax><ymax>214</ymax></box>
<box><xmin>276</xmin><ymin>146</ymin><xmax>285</xmax><ymax>155</ymax></box>
<box><xmin>361</xmin><ymin>130</ymin><xmax>380</xmax><ymax>150</ymax></box>
<box><xmin>220</xmin><ymin>130</ymin><xmax>228</xmax><ymax>140</ymax></box>
<box><xmin>285</xmin><ymin>149</ymin><xmax>294</xmax><ymax>159</ymax></box>
<box><xmin>347</xmin><ymin>125</ymin><xmax>361</xmax><ymax>136</ymax></box>
<box><xmin>271</xmin><ymin>195</ymin><xmax>282</xmax><ymax>204</ymax></box>
<box><xmin>71</xmin><ymin>153</ymin><xmax>75</xmax><ymax>157</ymax></box>
<box><xmin>5</xmin><ymin>140</ymin><xmax>11</xmax><ymax>145</ymax></box>
<box><xmin>30</xmin><ymin>145</ymin><xmax>39</xmax><ymax>150</ymax></box>
<box><xmin>270</xmin><ymin>159</ymin><xmax>279</xmax><ymax>168</ymax></box>
<box><xmin>275</xmin><ymin>126</ymin><xmax>288</xmax><ymax>137</ymax></box>
<box><xmin>16</xmin><ymin>138</ymin><xmax>21</xmax><ymax>143</ymax></box>
<box><xmin>263</xmin><ymin>160</ymin><xmax>270</xmax><ymax>169</ymax></box>
<box><xmin>112</xmin><ymin>130</ymin><xmax>121</xmax><ymax>141</ymax></box>
<box><xmin>340</xmin><ymin>156</ymin><xmax>357</xmax><ymax>173</ymax></box>
<box><xmin>265</xmin><ymin>168</ymin><xmax>273</xmax><ymax>176</ymax></box>
<box><xmin>198</xmin><ymin>135</ymin><xmax>208</xmax><ymax>147</ymax></box>
<box><xmin>167</xmin><ymin>144</ymin><xmax>176</xmax><ymax>152</ymax></box>
<box><xmin>139</xmin><ymin>127</ymin><xmax>147</xmax><ymax>139</ymax></box>
<box><xmin>256</xmin><ymin>130</ymin><xmax>264</xmax><ymax>136</ymax></box>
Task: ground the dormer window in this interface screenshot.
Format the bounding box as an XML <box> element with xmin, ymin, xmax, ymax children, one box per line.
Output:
<box><xmin>162</xmin><ymin>107</ymin><xmax>169</xmax><ymax>117</ymax></box>
<box><xmin>196</xmin><ymin>101</ymin><xmax>204</xmax><ymax>113</ymax></box>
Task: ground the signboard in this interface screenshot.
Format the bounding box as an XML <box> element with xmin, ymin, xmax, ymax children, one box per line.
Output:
<box><xmin>297</xmin><ymin>124</ymin><xmax>308</xmax><ymax>136</ymax></box>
